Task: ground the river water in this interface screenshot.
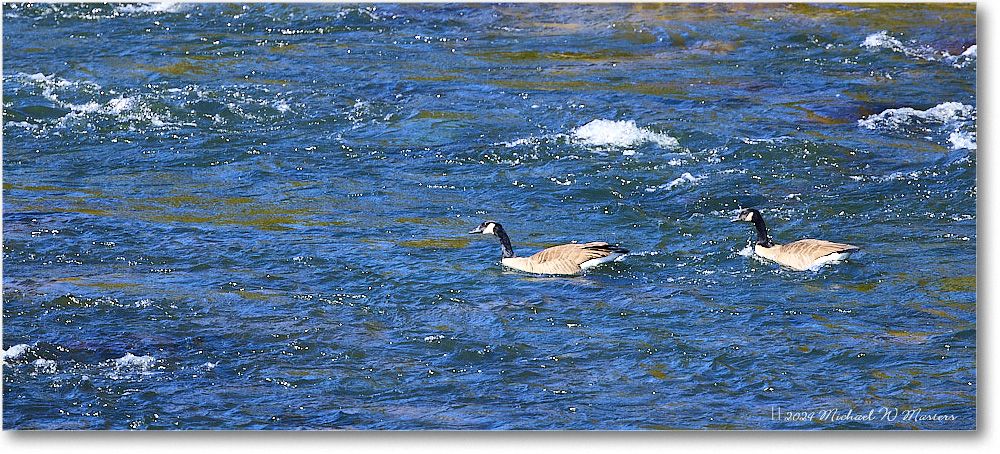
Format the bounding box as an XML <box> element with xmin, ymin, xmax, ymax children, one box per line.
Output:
<box><xmin>2</xmin><ymin>2</ymin><xmax>976</xmax><ymax>430</ymax></box>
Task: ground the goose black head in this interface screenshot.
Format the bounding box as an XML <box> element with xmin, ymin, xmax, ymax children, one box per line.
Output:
<box><xmin>732</xmin><ymin>208</ymin><xmax>773</xmax><ymax>247</ymax></box>
<box><xmin>732</xmin><ymin>208</ymin><xmax>761</xmax><ymax>223</ymax></box>
<box><xmin>469</xmin><ymin>221</ymin><xmax>500</xmax><ymax>236</ymax></box>
<box><xmin>470</xmin><ymin>221</ymin><xmax>515</xmax><ymax>258</ymax></box>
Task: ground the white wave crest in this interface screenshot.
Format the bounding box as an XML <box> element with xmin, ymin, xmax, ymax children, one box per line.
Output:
<box><xmin>859</xmin><ymin>101</ymin><xmax>977</xmax><ymax>151</ymax></box>
<box><xmin>117</xmin><ymin>3</ymin><xmax>186</xmax><ymax>15</ymax></box>
<box><xmin>862</xmin><ymin>30</ymin><xmax>939</xmax><ymax>61</ymax></box>
<box><xmin>4</xmin><ymin>2</ymin><xmax>185</xmax><ymax>21</ymax></box>
<box><xmin>33</xmin><ymin>358</ymin><xmax>57</xmax><ymax>374</ymax></box>
<box><xmin>571</xmin><ymin>119</ymin><xmax>680</xmax><ymax>150</ymax></box>
<box><xmin>948</xmin><ymin>130</ymin><xmax>977</xmax><ymax>151</ymax></box>
<box><xmin>862</xmin><ymin>30</ymin><xmax>976</xmax><ymax>68</ymax></box>
<box><xmin>113</xmin><ymin>353</ymin><xmax>157</xmax><ymax>371</ymax></box>
<box><xmin>3</xmin><ymin>344</ymin><xmax>31</xmax><ymax>362</ymax></box>
<box><xmin>858</xmin><ymin>102</ymin><xmax>975</xmax><ymax>130</ymax></box>
<box><xmin>5</xmin><ymin>121</ymin><xmax>40</xmax><ymax>130</ymax></box>
<box><xmin>23</xmin><ymin>72</ymin><xmax>75</xmax><ymax>87</ymax></box>
<box><xmin>665</xmin><ymin>172</ymin><xmax>705</xmax><ymax>190</ymax></box>
<box><xmin>944</xmin><ymin>44</ymin><xmax>977</xmax><ymax>68</ymax></box>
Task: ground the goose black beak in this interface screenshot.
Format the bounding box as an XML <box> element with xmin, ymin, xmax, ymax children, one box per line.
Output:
<box><xmin>469</xmin><ymin>227</ymin><xmax>484</xmax><ymax>234</ymax></box>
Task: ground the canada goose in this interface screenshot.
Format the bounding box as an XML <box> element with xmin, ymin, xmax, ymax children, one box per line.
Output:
<box><xmin>732</xmin><ymin>208</ymin><xmax>860</xmax><ymax>271</ymax></box>
<box><xmin>468</xmin><ymin>221</ymin><xmax>628</xmax><ymax>275</ymax></box>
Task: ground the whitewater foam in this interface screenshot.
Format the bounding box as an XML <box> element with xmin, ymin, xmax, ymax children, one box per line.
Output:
<box><xmin>24</xmin><ymin>72</ymin><xmax>75</xmax><ymax>87</ymax></box>
<box><xmin>113</xmin><ymin>353</ymin><xmax>157</xmax><ymax>371</ymax></box>
<box><xmin>117</xmin><ymin>3</ymin><xmax>186</xmax><ymax>15</ymax></box>
<box><xmin>948</xmin><ymin>130</ymin><xmax>977</xmax><ymax>151</ymax></box>
<box><xmin>663</xmin><ymin>172</ymin><xmax>705</xmax><ymax>191</ymax></box>
<box><xmin>499</xmin><ymin>119</ymin><xmax>680</xmax><ymax>155</ymax></box>
<box><xmin>571</xmin><ymin>119</ymin><xmax>680</xmax><ymax>150</ymax></box>
<box><xmin>645</xmin><ymin>172</ymin><xmax>706</xmax><ymax>193</ymax></box>
<box><xmin>945</xmin><ymin>44</ymin><xmax>977</xmax><ymax>68</ymax></box>
<box><xmin>7</xmin><ymin>72</ymin><xmax>298</xmax><ymax>131</ymax></box>
<box><xmin>861</xmin><ymin>30</ymin><xmax>936</xmax><ymax>61</ymax></box>
<box><xmin>3</xmin><ymin>344</ymin><xmax>31</xmax><ymax>362</ymax></box>
<box><xmin>33</xmin><ymin>358</ymin><xmax>57</xmax><ymax>374</ymax></box>
<box><xmin>858</xmin><ymin>102</ymin><xmax>976</xmax><ymax>150</ymax></box>
<box><xmin>858</xmin><ymin>102</ymin><xmax>975</xmax><ymax>129</ymax></box>
<box><xmin>11</xmin><ymin>73</ymin><xmax>171</xmax><ymax>127</ymax></box>
<box><xmin>862</xmin><ymin>30</ymin><xmax>977</xmax><ymax>68</ymax></box>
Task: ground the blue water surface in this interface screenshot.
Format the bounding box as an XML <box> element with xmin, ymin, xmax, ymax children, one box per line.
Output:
<box><xmin>2</xmin><ymin>3</ymin><xmax>976</xmax><ymax>430</ymax></box>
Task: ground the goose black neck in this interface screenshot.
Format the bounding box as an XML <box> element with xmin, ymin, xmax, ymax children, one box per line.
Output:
<box><xmin>493</xmin><ymin>224</ymin><xmax>515</xmax><ymax>258</ymax></box>
<box><xmin>751</xmin><ymin>215</ymin><xmax>774</xmax><ymax>247</ymax></box>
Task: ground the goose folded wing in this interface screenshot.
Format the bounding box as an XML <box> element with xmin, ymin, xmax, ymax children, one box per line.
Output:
<box><xmin>529</xmin><ymin>242</ymin><xmax>615</xmax><ymax>264</ymax></box>
<box><xmin>782</xmin><ymin>239</ymin><xmax>859</xmax><ymax>257</ymax></box>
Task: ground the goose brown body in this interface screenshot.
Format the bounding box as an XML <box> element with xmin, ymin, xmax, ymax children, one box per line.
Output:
<box><xmin>503</xmin><ymin>242</ymin><xmax>626</xmax><ymax>275</ymax></box>
<box><xmin>734</xmin><ymin>209</ymin><xmax>860</xmax><ymax>271</ymax></box>
<box><xmin>753</xmin><ymin>239</ymin><xmax>860</xmax><ymax>271</ymax></box>
<box><xmin>469</xmin><ymin>221</ymin><xmax>628</xmax><ymax>275</ymax></box>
